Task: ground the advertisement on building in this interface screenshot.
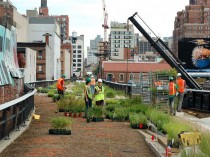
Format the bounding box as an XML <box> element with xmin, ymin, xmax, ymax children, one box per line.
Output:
<box><xmin>178</xmin><ymin>38</ymin><xmax>210</xmax><ymax>71</ymax></box>
<box><xmin>0</xmin><ymin>25</ymin><xmax>22</xmax><ymax>86</ymax></box>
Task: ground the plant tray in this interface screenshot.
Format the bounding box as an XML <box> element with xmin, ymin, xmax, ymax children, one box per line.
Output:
<box><xmin>131</xmin><ymin>124</ymin><xmax>148</xmax><ymax>129</ymax></box>
<box><xmin>92</xmin><ymin>117</ymin><xmax>104</xmax><ymax>122</ymax></box>
<box><xmin>49</xmin><ymin>129</ymin><xmax>71</xmax><ymax>135</ymax></box>
<box><xmin>58</xmin><ymin>109</ymin><xmax>65</xmax><ymax>112</ymax></box>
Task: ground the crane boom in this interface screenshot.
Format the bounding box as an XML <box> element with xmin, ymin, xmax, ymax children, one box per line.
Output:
<box><xmin>128</xmin><ymin>13</ymin><xmax>202</xmax><ymax>90</ymax></box>
<box><xmin>102</xmin><ymin>0</ymin><xmax>109</xmax><ymax>41</ymax></box>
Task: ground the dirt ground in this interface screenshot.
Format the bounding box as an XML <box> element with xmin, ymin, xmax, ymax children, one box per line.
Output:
<box><xmin>0</xmin><ymin>94</ymin><xmax>155</xmax><ymax>157</ymax></box>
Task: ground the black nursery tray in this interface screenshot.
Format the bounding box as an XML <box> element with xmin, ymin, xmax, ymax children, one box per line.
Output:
<box><xmin>49</xmin><ymin>129</ymin><xmax>71</xmax><ymax>135</ymax></box>
<box><xmin>92</xmin><ymin>117</ymin><xmax>104</xmax><ymax>122</ymax></box>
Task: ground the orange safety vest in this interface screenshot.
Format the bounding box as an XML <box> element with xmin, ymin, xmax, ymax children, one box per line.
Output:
<box><xmin>169</xmin><ymin>82</ymin><xmax>176</xmax><ymax>96</ymax></box>
<box><xmin>57</xmin><ymin>78</ymin><xmax>64</xmax><ymax>90</ymax></box>
<box><xmin>177</xmin><ymin>78</ymin><xmax>185</xmax><ymax>93</ymax></box>
<box><xmin>90</xmin><ymin>78</ymin><xmax>95</xmax><ymax>85</ymax></box>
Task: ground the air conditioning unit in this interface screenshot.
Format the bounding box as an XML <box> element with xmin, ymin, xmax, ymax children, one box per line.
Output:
<box><xmin>38</xmin><ymin>56</ymin><xmax>42</xmax><ymax>59</ymax></box>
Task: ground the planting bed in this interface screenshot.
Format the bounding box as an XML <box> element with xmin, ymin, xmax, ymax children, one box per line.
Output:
<box><xmin>0</xmin><ymin>95</ymin><xmax>155</xmax><ymax>157</ymax></box>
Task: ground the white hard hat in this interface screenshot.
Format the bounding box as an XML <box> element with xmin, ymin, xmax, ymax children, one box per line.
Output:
<box><xmin>98</xmin><ymin>78</ymin><xmax>102</xmax><ymax>82</ymax></box>
<box><xmin>91</xmin><ymin>75</ymin><xmax>94</xmax><ymax>78</ymax></box>
<box><xmin>177</xmin><ymin>73</ymin><xmax>182</xmax><ymax>77</ymax></box>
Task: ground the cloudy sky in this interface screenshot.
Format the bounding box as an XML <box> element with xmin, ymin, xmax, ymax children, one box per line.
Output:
<box><xmin>11</xmin><ymin>0</ymin><xmax>189</xmax><ymax>55</ymax></box>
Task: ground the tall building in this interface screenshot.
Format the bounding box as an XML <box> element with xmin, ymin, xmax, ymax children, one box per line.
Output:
<box><xmin>39</xmin><ymin>0</ymin><xmax>48</xmax><ymax>16</ymax></box>
<box><xmin>54</xmin><ymin>15</ymin><xmax>69</xmax><ymax>42</ymax></box>
<box><xmin>87</xmin><ymin>35</ymin><xmax>103</xmax><ymax>65</ymax></box>
<box><xmin>173</xmin><ymin>0</ymin><xmax>210</xmax><ymax>56</ymax></box>
<box><xmin>110</xmin><ymin>21</ymin><xmax>135</xmax><ymax>58</ymax></box>
<box><xmin>28</xmin><ymin>17</ymin><xmax>61</xmax><ymax>80</ymax></box>
<box><xmin>70</xmin><ymin>32</ymin><xmax>84</xmax><ymax>77</ymax></box>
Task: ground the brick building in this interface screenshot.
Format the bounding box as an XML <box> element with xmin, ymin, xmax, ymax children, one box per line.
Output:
<box><xmin>0</xmin><ymin>0</ymin><xmax>24</xmax><ymax>104</ymax></box>
<box><xmin>173</xmin><ymin>0</ymin><xmax>210</xmax><ymax>56</ymax></box>
<box><xmin>102</xmin><ymin>61</ymin><xmax>171</xmax><ymax>83</ymax></box>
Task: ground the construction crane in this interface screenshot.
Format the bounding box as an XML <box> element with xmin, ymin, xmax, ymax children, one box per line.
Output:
<box><xmin>102</xmin><ymin>0</ymin><xmax>109</xmax><ymax>41</ymax></box>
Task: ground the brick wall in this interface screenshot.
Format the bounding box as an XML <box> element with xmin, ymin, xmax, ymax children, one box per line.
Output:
<box><xmin>0</xmin><ymin>78</ymin><xmax>24</xmax><ymax>105</ymax></box>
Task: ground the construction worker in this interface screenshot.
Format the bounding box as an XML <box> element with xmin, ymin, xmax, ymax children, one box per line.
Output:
<box><xmin>168</xmin><ymin>77</ymin><xmax>178</xmax><ymax>115</ymax></box>
<box><xmin>84</xmin><ymin>77</ymin><xmax>92</xmax><ymax>118</ymax></box>
<box><xmin>90</xmin><ymin>75</ymin><xmax>96</xmax><ymax>95</ymax></box>
<box><xmin>176</xmin><ymin>73</ymin><xmax>186</xmax><ymax>112</ymax></box>
<box><xmin>57</xmin><ymin>74</ymin><xmax>66</xmax><ymax>100</ymax></box>
<box><xmin>94</xmin><ymin>78</ymin><xmax>105</xmax><ymax>106</ymax></box>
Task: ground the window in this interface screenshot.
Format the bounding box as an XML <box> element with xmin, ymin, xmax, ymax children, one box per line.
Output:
<box><xmin>73</xmin><ymin>45</ymin><xmax>76</xmax><ymax>49</ymax></box>
<box><xmin>73</xmin><ymin>55</ymin><xmax>76</xmax><ymax>58</ymax></box>
<box><xmin>73</xmin><ymin>50</ymin><xmax>76</xmax><ymax>54</ymax></box>
<box><xmin>38</xmin><ymin>51</ymin><xmax>42</xmax><ymax>59</ymax></box>
<box><xmin>77</xmin><ymin>59</ymin><xmax>81</xmax><ymax>62</ymax></box>
<box><xmin>77</xmin><ymin>63</ymin><xmax>81</xmax><ymax>67</ymax></box>
<box><xmin>73</xmin><ymin>59</ymin><xmax>76</xmax><ymax>62</ymax></box>
<box><xmin>78</xmin><ymin>55</ymin><xmax>81</xmax><ymax>58</ymax></box>
<box><xmin>38</xmin><ymin>65</ymin><xmax>43</xmax><ymax>73</ymax></box>
<box><xmin>73</xmin><ymin>64</ymin><xmax>76</xmax><ymax>66</ymax></box>
<box><xmin>78</xmin><ymin>45</ymin><xmax>82</xmax><ymax>49</ymax></box>
<box><xmin>78</xmin><ymin>50</ymin><xmax>81</xmax><ymax>53</ymax></box>
<box><xmin>119</xmin><ymin>74</ymin><xmax>124</xmax><ymax>82</ymax></box>
<box><xmin>129</xmin><ymin>74</ymin><xmax>134</xmax><ymax>80</ymax></box>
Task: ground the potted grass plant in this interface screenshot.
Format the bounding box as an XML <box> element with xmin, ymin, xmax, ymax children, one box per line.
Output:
<box><xmin>49</xmin><ymin>116</ymin><xmax>72</xmax><ymax>135</ymax></box>
<box><xmin>129</xmin><ymin>113</ymin><xmax>148</xmax><ymax>129</ymax></box>
<box><xmin>92</xmin><ymin>106</ymin><xmax>104</xmax><ymax>122</ymax></box>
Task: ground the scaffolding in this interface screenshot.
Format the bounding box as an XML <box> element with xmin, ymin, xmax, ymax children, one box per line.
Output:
<box><xmin>140</xmin><ymin>72</ymin><xmax>153</xmax><ymax>103</ymax></box>
<box><xmin>155</xmin><ymin>73</ymin><xmax>169</xmax><ymax>113</ymax></box>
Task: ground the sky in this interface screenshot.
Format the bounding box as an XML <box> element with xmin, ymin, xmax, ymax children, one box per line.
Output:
<box><xmin>10</xmin><ymin>0</ymin><xmax>189</xmax><ymax>56</ymax></box>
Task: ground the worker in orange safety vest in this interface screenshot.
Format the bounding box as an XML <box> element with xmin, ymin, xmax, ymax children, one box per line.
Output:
<box><xmin>168</xmin><ymin>77</ymin><xmax>178</xmax><ymax>115</ymax></box>
<box><xmin>176</xmin><ymin>73</ymin><xmax>186</xmax><ymax>112</ymax></box>
<box><xmin>57</xmin><ymin>74</ymin><xmax>66</xmax><ymax>100</ymax></box>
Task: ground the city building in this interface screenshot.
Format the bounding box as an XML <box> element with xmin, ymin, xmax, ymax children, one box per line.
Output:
<box><xmin>39</xmin><ymin>0</ymin><xmax>48</xmax><ymax>16</ymax></box>
<box><xmin>173</xmin><ymin>0</ymin><xmax>210</xmax><ymax>56</ymax></box>
<box><xmin>13</xmin><ymin>7</ymin><xmax>37</xmax><ymax>83</ymax></box>
<box><xmin>61</xmin><ymin>40</ymin><xmax>73</xmax><ymax>78</ymax></box>
<box><xmin>102</xmin><ymin>61</ymin><xmax>171</xmax><ymax>83</ymax></box>
<box><xmin>0</xmin><ymin>0</ymin><xmax>24</xmax><ymax>103</ymax></box>
<box><xmin>70</xmin><ymin>32</ymin><xmax>84</xmax><ymax>77</ymax></box>
<box><xmin>54</xmin><ymin>15</ymin><xmax>69</xmax><ymax>42</ymax></box>
<box><xmin>110</xmin><ymin>21</ymin><xmax>135</xmax><ymax>59</ymax></box>
<box><xmin>28</xmin><ymin>17</ymin><xmax>61</xmax><ymax>80</ymax></box>
<box><xmin>87</xmin><ymin>35</ymin><xmax>103</xmax><ymax>65</ymax></box>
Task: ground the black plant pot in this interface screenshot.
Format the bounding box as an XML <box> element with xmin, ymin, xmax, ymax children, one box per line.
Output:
<box><xmin>87</xmin><ymin>118</ymin><xmax>91</xmax><ymax>123</ymax></box>
<box><xmin>49</xmin><ymin>129</ymin><xmax>71</xmax><ymax>135</ymax></box>
<box><xmin>92</xmin><ymin>117</ymin><xmax>104</xmax><ymax>122</ymax></box>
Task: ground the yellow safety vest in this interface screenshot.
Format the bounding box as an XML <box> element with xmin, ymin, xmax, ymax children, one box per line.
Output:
<box><xmin>94</xmin><ymin>86</ymin><xmax>104</xmax><ymax>101</ymax></box>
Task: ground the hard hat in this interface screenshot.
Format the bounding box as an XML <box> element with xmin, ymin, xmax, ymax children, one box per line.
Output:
<box><xmin>91</xmin><ymin>75</ymin><xmax>94</xmax><ymax>78</ymax></box>
<box><xmin>62</xmin><ymin>74</ymin><xmax>66</xmax><ymax>78</ymax></box>
<box><xmin>86</xmin><ymin>77</ymin><xmax>91</xmax><ymax>83</ymax></box>
<box><xmin>98</xmin><ymin>78</ymin><xmax>102</xmax><ymax>83</ymax></box>
<box><xmin>169</xmin><ymin>77</ymin><xmax>173</xmax><ymax>81</ymax></box>
<box><xmin>177</xmin><ymin>73</ymin><xmax>182</xmax><ymax>77</ymax></box>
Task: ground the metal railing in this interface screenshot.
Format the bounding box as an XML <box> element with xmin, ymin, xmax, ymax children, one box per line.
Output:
<box><xmin>103</xmin><ymin>80</ymin><xmax>132</xmax><ymax>96</ymax></box>
<box><xmin>182</xmin><ymin>89</ymin><xmax>210</xmax><ymax>112</ymax></box>
<box><xmin>0</xmin><ymin>84</ymin><xmax>36</xmax><ymax>140</ymax></box>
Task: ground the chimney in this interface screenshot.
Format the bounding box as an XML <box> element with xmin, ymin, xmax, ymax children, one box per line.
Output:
<box><xmin>43</xmin><ymin>33</ymin><xmax>52</xmax><ymax>46</ymax></box>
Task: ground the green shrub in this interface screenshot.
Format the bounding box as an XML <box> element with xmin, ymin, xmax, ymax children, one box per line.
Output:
<box><xmin>47</xmin><ymin>89</ymin><xmax>57</xmax><ymax>97</ymax></box>
<box><xmin>106</xmin><ymin>91</ymin><xmax>115</xmax><ymax>98</ymax></box>
<box><xmin>92</xmin><ymin>106</ymin><xmax>104</xmax><ymax>118</ymax></box>
<box><xmin>113</xmin><ymin>107</ymin><xmax>129</xmax><ymax>121</ymax></box>
<box><xmin>129</xmin><ymin>112</ymin><xmax>148</xmax><ymax>126</ymax></box>
<box><xmin>105</xmin><ymin>99</ymin><xmax>119</xmax><ymax>105</ymax></box>
<box><xmin>50</xmin><ymin>116</ymin><xmax>72</xmax><ymax>129</ymax></box>
<box><xmin>199</xmin><ymin>134</ymin><xmax>210</xmax><ymax>156</ymax></box>
<box><xmin>106</xmin><ymin>103</ymin><xmax>119</xmax><ymax>112</ymax></box>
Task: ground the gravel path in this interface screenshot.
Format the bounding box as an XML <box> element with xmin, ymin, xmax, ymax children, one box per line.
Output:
<box><xmin>0</xmin><ymin>95</ymin><xmax>155</xmax><ymax>157</ymax></box>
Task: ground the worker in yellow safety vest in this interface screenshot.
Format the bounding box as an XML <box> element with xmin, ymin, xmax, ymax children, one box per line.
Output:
<box><xmin>176</xmin><ymin>73</ymin><xmax>186</xmax><ymax>112</ymax></box>
<box><xmin>94</xmin><ymin>78</ymin><xmax>105</xmax><ymax>106</ymax></box>
<box><xmin>168</xmin><ymin>77</ymin><xmax>178</xmax><ymax>115</ymax></box>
